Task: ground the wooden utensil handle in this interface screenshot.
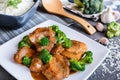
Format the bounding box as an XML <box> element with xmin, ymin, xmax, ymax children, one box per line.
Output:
<box><xmin>60</xmin><ymin>9</ymin><xmax>96</xmax><ymax>35</ymax></box>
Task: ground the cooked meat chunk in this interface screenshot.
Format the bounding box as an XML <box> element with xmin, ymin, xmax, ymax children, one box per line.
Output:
<box><xmin>42</xmin><ymin>55</ymin><xmax>70</xmax><ymax>80</ymax></box>
<box><xmin>14</xmin><ymin>47</ymin><xmax>35</xmax><ymax>64</ymax></box>
<box><xmin>51</xmin><ymin>44</ymin><xmax>64</xmax><ymax>55</ymax></box>
<box><xmin>61</xmin><ymin>40</ymin><xmax>87</xmax><ymax>60</ymax></box>
<box><xmin>29</xmin><ymin>28</ymin><xmax>56</xmax><ymax>52</ymax></box>
<box><xmin>30</xmin><ymin>58</ymin><xmax>43</xmax><ymax>73</ymax></box>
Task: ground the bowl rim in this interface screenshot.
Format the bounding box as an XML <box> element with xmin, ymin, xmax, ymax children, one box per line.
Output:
<box><xmin>0</xmin><ymin>0</ymin><xmax>40</xmax><ymax>17</ymax></box>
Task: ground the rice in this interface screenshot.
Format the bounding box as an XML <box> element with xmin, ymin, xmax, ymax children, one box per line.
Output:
<box><xmin>0</xmin><ymin>0</ymin><xmax>34</xmax><ymax>16</ymax></box>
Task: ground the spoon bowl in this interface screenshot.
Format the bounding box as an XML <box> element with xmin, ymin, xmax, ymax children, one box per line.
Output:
<box><xmin>42</xmin><ymin>0</ymin><xmax>96</xmax><ymax>35</ymax></box>
<box><xmin>42</xmin><ymin>0</ymin><xmax>63</xmax><ymax>13</ymax></box>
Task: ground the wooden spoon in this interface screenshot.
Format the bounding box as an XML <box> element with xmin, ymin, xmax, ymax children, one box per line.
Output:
<box><xmin>42</xmin><ymin>0</ymin><xmax>96</xmax><ymax>35</ymax></box>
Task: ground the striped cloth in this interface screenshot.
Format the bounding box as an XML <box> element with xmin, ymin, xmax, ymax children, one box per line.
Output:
<box><xmin>0</xmin><ymin>12</ymin><xmax>43</xmax><ymax>45</ymax></box>
<box><xmin>0</xmin><ymin>11</ymin><xmax>97</xmax><ymax>45</ymax></box>
<box><xmin>0</xmin><ymin>11</ymin><xmax>69</xmax><ymax>45</ymax></box>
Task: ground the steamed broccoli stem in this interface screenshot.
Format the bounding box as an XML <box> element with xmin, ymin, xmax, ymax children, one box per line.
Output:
<box><xmin>50</xmin><ymin>25</ymin><xmax>59</xmax><ymax>32</ymax></box>
<box><xmin>62</xmin><ymin>38</ymin><xmax>72</xmax><ymax>48</ymax></box>
<box><xmin>39</xmin><ymin>49</ymin><xmax>52</xmax><ymax>64</ymax></box>
<box><xmin>79</xmin><ymin>61</ymin><xmax>86</xmax><ymax>70</ymax></box>
<box><xmin>18</xmin><ymin>35</ymin><xmax>31</xmax><ymax>49</ymax></box>
<box><xmin>38</xmin><ymin>37</ymin><xmax>49</xmax><ymax>46</ymax></box>
<box><xmin>22</xmin><ymin>56</ymin><xmax>32</xmax><ymax>67</ymax></box>
<box><xmin>69</xmin><ymin>59</ymin><xmax>85</xmax><ymax>71</ymax></box>
<box><xmin>81</xmin><ymin>51</ymin><xmax>93</xmax><ymax>64</ymax></box>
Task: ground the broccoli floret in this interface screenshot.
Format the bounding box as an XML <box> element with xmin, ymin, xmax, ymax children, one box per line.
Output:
<box><xmin>99</xmin><ymin>1</ymin><xmax>104</xmax><ymax>12</ymax></box>
<box><xmin>81</xmin><ymin>51</ymin><xmax>93</xmax><ymax>63</ymax></box>
<box><xmin>51</xmin><ymin>25</ymin><xmax>72</xmax><ymax>48</ymax></box>
<box><xmin>74</xmin><ymin>0</ymin><xmax>104</xmax><ymax>14</ymax></box>
<box><xmin>106</xmin><ymin>22</ymin><xmax>120</xmax><ymax>38</ymax></box>
<box><xmin>23</xmin><ymin>35</ymin><xmax>30</xmax><ymax>42</ymax></box>
<box><xmin>56</xmin><ymin>30</ymin><xmax>67</xmax><ymax>43</ymax></box>
<box><xmin>22</xmin><ymin>56</ymin><xmax>32</xmax><ymax>67</ymax></box>
<box><xmin>50</xmin><ymin>25</ymin><xmax>67</xmax><ymax>44</ymax></box>
<box><xmin>18</xmin><ymin>35</ymin><xmax>31</xmax><ymax>49</ymax></box>
<box><xmin>69</xmin><ymin>59</ymin><xmax>85</xmax><ymax>71</ymax></box>
<box><xmin>62</xmin><ymin>38</ymin><xmax>72</xmax><ymax>48</ymax></box>
<box><xmin>115</xmin><ymin>31</ymin><xmax>120</xmax><ymax>37</ymax></box>
<box><xmin>38</xmin><ymin>37</ymin><xmax>49</xmax><ymax>46</ymax></box>
<box><xmin>39</xmin><ymin>49</ymin><xmax>52</xmax><ymax>64</ymax></box>
<box><xmin>89</xmin><ymin>0</ymin><xmax>102</xmax><ymax>14</ymax></box>
<box><xmin>50</xmin><ymin>25</ymin><xmax>59</xmax><ymax>32</ymax></box>
<box><xmin>18</xmin><ymin>41</ymin><xmax>28</xmax><ymax>48</ymax></box>
<box><xmin>106</xmin><ymin>31</ymin><xmax>114</xmax><ymax>38</ymax></box>
<box><xmin>69</xmin><ymin>51</ymin><xmax>93</xmax><ymax>71</ymax></box>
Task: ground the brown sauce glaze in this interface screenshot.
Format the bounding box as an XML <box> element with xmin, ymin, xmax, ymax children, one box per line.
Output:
<box><xmin>31</xmin><ymin>71</ymin><xmax>76</xmax><ymax>80</ymax></box>
<box><xmin>31</xmin><ymin>72</ymin><xmax>48</xmax><ymax>80</ymax></box>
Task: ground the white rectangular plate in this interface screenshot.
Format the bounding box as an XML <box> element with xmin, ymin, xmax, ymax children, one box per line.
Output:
<box><xmin>0</xmin><ymin>20</ymin><xmax>109</xmax><ymax>80</ymax></box>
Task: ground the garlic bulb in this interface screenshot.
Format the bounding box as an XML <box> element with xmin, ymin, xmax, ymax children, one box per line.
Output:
<box><xmin>112</xmin><ymin>10</ymin><xmax>120</xmax><ymax>21</ymax></box>
<box><xmin>101</xmin><ymin>8</ymin><xmax>115</xmax><ymax>23</ymax></box>
<box><xmin>99</xmin><ymin>37</ymin><xmax>109</xmax><ymax>45</ymax></box>
<box><xmin>96</xmin><ymin>22</ymin><xmax>104</xmax><ymax>32</ymax></box>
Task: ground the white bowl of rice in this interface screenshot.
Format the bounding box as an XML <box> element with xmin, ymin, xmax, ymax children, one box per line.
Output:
<box><xmin>0</xmin><ymin>0</ymin><xmax>35</xmax><ymax>16</ymax></box>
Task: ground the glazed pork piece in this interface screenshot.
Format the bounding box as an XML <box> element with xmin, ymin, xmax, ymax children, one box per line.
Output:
<box><xmin>61</xmin><ymin>40</ymin><xmax>87</xmax><ymax>60</ymax></box>
<box><xmin>30</xmin><ymin>57</ymin><xmax>43</xmax><ymax>73</ymax></box>
<box><xmin>29</xmin><ymin>27</ymin><xmax>56</xmax><ymax>52</ymax></box>
<box><xmin>51</xmin><ymin>44</ymin><xmax>64</xmax><ymax>55</ymax></box>
<box><xmin>42</xmin><ymin>54</ymin><xmax>70</xmax><ymax>80</ymax></box>
<box><xmin>14</xmin><ymin>47</ymin><xmax>35</xmax><ymax>64</ymax></box>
